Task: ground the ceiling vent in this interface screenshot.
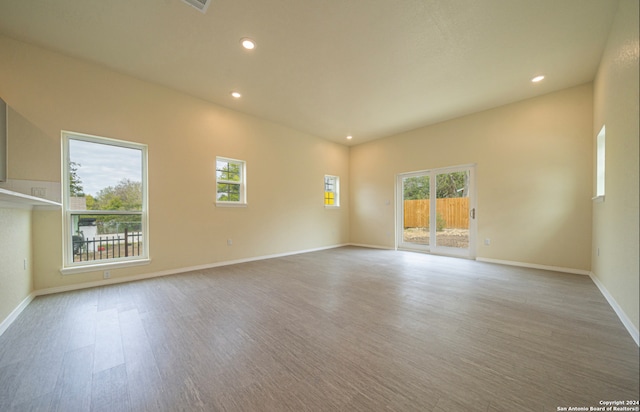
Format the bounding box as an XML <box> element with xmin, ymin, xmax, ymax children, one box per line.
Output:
<box><xmin>182</xmin><ymin>0</ymin><xmax>211</xmax><ymax>13</ymax></box>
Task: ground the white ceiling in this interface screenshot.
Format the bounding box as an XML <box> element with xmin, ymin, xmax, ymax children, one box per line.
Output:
<box><xmin>0</xmin><ymin>0</ymin><xmax>619</xmax><ymax>145</ymax></box>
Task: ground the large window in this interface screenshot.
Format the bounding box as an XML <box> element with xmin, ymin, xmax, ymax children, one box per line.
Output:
<box><xmin>62</xmin><ymin>132</ymin><xmax>148</xmax><ymax>272</ymax></box>
<box><xmin>324</xmin><ymin>175</ymin><xmax>340</xmax><ymax>207</ymax></box>
<box><xmin>216</xmin><ymin>157</ymin><xmax>246</xmax><ymax>206</ymax></box>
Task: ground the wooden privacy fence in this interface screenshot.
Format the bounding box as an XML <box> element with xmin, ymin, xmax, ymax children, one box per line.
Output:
<box><xmin>404</xmin><ymin>198</ymin><xmax>470</xmax><ymax>229</ymax></box>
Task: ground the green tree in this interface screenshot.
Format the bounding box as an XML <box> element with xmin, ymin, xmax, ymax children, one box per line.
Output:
<box><xmin>216</xmin><ymin>162</ymin><xmax>241</xmax><ymax>201</ymax></box>
<box><xmin>403</xmin><ymin>176</ymin><xmax>429</xmax><ymax>200</ymax></box>
<box><xmin>85</xmin><ymin>194</ymin><xmax>96</xmax><ymax>210</ymax></box>
<box><xmin>403</xmin><ymin>172</ymin><xmax>469</xmax><ymax>200</ymax></box>
<box><xmin>436</xmin><ymin>172</ymin><xmax>468</xmax><ymax>198</ymax></box>
<box><xmin>90</xmin><ymin>178</ymin><xmax>142</xmax><ymax>211</ymax></box>
<box><xmin>88</xmin><ymin>179</ymin><xmax>142</xmax><ymax>234</ymax></box>
<box><xmin>69</xmin><ymin>161</ymin><xmax>84</xmax><ymax>196</ymax></box>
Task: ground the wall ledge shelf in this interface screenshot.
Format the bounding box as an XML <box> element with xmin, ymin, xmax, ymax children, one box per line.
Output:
<box><xmin>0</xmin><ymin>188</ymin><xmax>61</xmax><ymax>210</ymax></box>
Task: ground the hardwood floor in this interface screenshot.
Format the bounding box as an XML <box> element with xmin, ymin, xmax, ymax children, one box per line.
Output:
<box><xmin>0</xmin><ymin>246</ymin><xmax>638</xmax><ymax>411</ymax></box>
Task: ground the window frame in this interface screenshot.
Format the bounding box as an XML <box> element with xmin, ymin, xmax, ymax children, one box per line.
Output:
<box><xmin>324</xmin><ymin>175</ymin><xmax>340</xmax><ymax>208</ymax></box>
<box><xmin>61</xmin><ymin>131</ymin><xmax>149</xmax><ymax>274</ymax></box>
<box><xmin>594</xmin><ymin>125</ymin><xmax>605</xmax><ymax>202</ymax></box>
<box><xmin>215</xmin><ymin>156</ymin><xmax>247</xmax><ymax>207</ymax></box>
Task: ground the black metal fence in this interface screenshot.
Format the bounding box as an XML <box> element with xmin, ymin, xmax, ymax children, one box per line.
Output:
<box><xmin>73</xmin><ymin>228</ymin><xmax>142</xmax><ymax>262</ymax></box>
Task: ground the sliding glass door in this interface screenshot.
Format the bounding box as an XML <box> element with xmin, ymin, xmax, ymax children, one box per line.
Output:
<box><xmin>400</xmin><ymin>173</ymin><xmax>430</xmax><ymax>246</ymax></box>
<box><xmin>397</xmin><ymin>165</ymin><xmax>476</xmax><ymax>258</ymax></box>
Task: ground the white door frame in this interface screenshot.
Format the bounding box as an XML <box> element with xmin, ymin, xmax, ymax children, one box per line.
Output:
<box><xmin>396</xmin><ymin>169</ymin><xmax>431</xmax><ymax>253</ymax></box>
<box><xmin>396</xmin><ymin>164</ymin><xmax>477</xmax><ymax>259</ymax></box>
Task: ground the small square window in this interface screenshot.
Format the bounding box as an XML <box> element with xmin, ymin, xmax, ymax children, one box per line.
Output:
<box><xmin>324</xmin><ymin>175</ymin><xmax>339</xmax><ymax>207</ymax></box>
<box><xmin>216</xmin><ymin>157</ymin><xmax>246</xmax><ymax>206</ymax></box>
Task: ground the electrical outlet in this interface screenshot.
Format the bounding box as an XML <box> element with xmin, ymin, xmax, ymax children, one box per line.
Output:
<box><xmin>103</xmin><ymin>271</ymin><xmax>111</xmax><ymax>279</ymax></box>
<box><xmin>484</xmin><ymin>238</ymin><xmax>491</xmax><ymax>245</ymax></box>
<box><xmin>31</xmin><ymin>187</ymin><xmax>46</xmax><ymax>198</ymax></box>
<box><xmin>227</xmin><ymin>239</ymin><xmax>233</xmax><ymax>246</ymax></box>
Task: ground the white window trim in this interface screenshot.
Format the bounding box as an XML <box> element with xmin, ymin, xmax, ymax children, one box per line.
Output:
<box><xmin>324</xmin><ymin>175</ymin><xmax>340</xmax><ymax>208</ymax></box>
<box><xmin>215</xmin><ymin>156</ymin><xmax>247</xmax><ymax>206</ymax></box>
<box><xmin>61</xmin><ymin>258</ymin><xmax>151</xmax><ymax>275</ymax></box>
<box><xmin>593</xmin><ymin>125</ymin><xmax>605</xmax><ymax>202</ymax></box>
<box><xmin>215</xmin><ymin>202</ymin><xmax>248</xmax><ymax>208</ymax></box>
<box><xmin>61</xmin><ymin>131</ymin><xmax>149</xmax><ymax>274</ymax></box>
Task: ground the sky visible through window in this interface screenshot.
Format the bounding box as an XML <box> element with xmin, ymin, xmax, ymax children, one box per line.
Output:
<box><xmin>69</xmin><ymin>139</ymin><xmax>142</xmax><ymax>197</ymax></box>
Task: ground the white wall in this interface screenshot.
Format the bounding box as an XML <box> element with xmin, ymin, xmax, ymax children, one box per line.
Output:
<box><xmin>350</xmin><ymin>84</ymin><xmax>594</xmax><ymax>272</ymax></box>
<box><xmin>0</xmin><ymin>207</ymin><xmax>32</xmax><ymax>331</ymax></box>
<box><xmin>0</xmin><ymin>35</ymin><xmax>350</xmax><ymax>297</ymax></box>
<box><xmin>592</xmin><ymin>0</ymin><xmax>639</xmax><ymax>334</ymax></box>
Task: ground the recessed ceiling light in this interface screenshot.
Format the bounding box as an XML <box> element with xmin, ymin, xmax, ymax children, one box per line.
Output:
<box><xmin>231</xmin><ymin>91</ymin><xmax>242</xmax><ymax>98</ymax></box>
<box><xmin>346</xmin><ymin>135</ymin><xmax>353</xmax><ymax>140</ymax></box>
<box><xmin>241</xmin><ymin>38</ymin><xmax>255</xmax><ymax>50</ymax></box>
<box><xmin>531</xmin><ymin>75</ymin><xmax>545</xmax><ymax>83</ymax></box>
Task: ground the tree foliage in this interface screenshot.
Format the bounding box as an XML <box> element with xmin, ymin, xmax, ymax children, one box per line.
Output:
<box><xmin>216</xmin><ymin>162</ymin><xmax>241</xmax><ymax>201</ymax></box>
<box><xmin>69</xmin><ymin>161</ymin><xmax>84</xmax><ymax>196</ymax></box>
<box><xmin>86</xmin><ymin>178</ymin><xmax>142</xmax><ymax>235</ymax></box>
<box><xmin>436</xmin><ymin>171</ymin><xmax>468</xmax><ymax>198</ymax></box>
<box><xmin>90</xmin><ymin>178</ymin><xmax>142</xmax><ymax>211</ymax></box>
<box><xmin>403</xmin><ymin>176</ymin><xmax>430</xmax><ymax>200</ymax></box>
<box><xmin>403</xmin><ymin>172</ymin><xmax>469</xmax><ymax>200</ymax></box>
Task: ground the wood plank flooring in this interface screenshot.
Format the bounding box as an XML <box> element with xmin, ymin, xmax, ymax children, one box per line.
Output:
<box><xmin>0</xmin><ymin>246</ymin><xmax>638</xmax><ymax>411</ymax></box>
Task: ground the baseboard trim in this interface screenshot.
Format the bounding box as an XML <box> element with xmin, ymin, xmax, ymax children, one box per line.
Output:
<box><xmin>348</xmin><ymin>243</ymin><xmax>395</xmax><ymax>250</ymax></box>
<box><xmin>6</xmin><ymin>246</ymin><xmax>637</xmax><ymax>348</ymax></box>
<box><xmin>476</xmin><ymin>257</ymin><xmax>590</xmax><ymax>276</ymax></box>
<box><xmin>36</xmin><ymin>243</ymin><xmax>350</xmax><ymax>297</ymax></box>
<box><xmin>589</xmin><ymin>272</ymin><xmax>639</xmax><ymax>347</ymax></box>
<box><xmin>0</xmin><ymin>292</ymin><xmax>36</xmax><ymax>336</ymax></box>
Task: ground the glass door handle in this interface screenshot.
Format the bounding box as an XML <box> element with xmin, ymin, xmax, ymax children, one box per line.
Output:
<box><xmin>470</xmin><ymin>208</ymin><xmax>476</xmax><ymax>219</ymax></box>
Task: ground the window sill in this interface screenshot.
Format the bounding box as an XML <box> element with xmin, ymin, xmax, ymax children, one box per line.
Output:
<box><xmin>324</xmin><ymin>205</ymin><xmax>340</xmax><ymax>209</ymax></box>
<box><xmin>592</xmin><ymin>195</ymin><xmax>605</xmax><ymax>203</ymax></box>
<box><xmin>215</xmin><ymin>202</ymin><xmax>247</xmax><ymax>208</ymax></box>
<box><xmin>60</xmin><ymin>258</ymin><xmax>151</xmax><ymax>275</ymax></box>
